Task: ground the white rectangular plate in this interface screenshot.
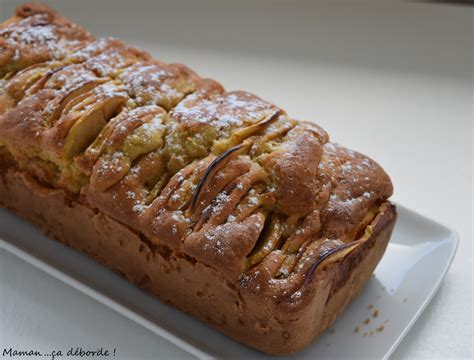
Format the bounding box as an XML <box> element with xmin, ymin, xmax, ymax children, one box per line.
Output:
<box><xmin>0</xmin><ymin>204</ymin><xmax>458</xmax><ymax>359</ymax></box>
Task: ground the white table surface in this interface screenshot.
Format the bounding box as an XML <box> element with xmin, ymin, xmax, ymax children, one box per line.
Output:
<box><xmin>0</xmin><ymin>1</ymin><xmax>472</xmax><ymax>359</ymax></box>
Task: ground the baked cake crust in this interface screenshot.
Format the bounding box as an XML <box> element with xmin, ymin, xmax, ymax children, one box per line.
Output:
<box><xmin>0</xmin><ymin>169</ymin><xmax>396</xmax><ymax>354</ymax></box>
<box><xmin>0</xmin><ymin>4</ymin><xmax>397</xmax><ymax>354</ymax></box>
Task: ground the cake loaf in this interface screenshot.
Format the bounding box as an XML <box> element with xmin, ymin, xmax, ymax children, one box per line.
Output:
<box><xmin>0</xmin><ymin>4</ymin><xmax>396</xmax><ymax>355</ymax></box>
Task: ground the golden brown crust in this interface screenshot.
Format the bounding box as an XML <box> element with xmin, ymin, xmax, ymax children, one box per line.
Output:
<box><xmin>0</xmin><ymin>168</ymin><xmax>396</xmax><ymax>355</ymax></box>
<box><xmin>0</xmin><ymin>3</ymin><xmax>93</xmax><ymax>78</ymax></box>
<box><xmin>0</xmin><ymin>4</ymin><xmax>397</xmax><ymax>354</ymax></box>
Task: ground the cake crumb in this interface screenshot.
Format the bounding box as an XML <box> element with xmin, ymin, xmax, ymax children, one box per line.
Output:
<box><xmin>368</xmin><ymin>304</ymin><xmax>373</xmax><ymax>309</ymax></box>
<box><xmin>364</xmin><ymin>318</ymin><xmax>370</xmax><ymax>325</ymax></box>
<box><xmin>373</xmin><ymin>309</ymin><xmax>379</xmax><ymax>318</ymax></box>
<box><xmin>363</xmin><ymin>332</ymin><xmax>368</xmax><ymax>336</ymax></box>
<box><xmin>376</xmin><ymin>325</ymin><xmax>385</xmax><ymax>333</ymax></box>
<box><xmin>354</xmin><ymin>326</ymin><xmax>360</xmax><ymax>333</ymax></box>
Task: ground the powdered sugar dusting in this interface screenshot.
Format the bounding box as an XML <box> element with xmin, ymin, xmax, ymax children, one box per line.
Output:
<box><xmin>119</xmin><ymin>64</ymin><xmax>181</xmax><ymax>105</ymax></box>
<box><xmin>132</xmin><ymin>202</ymin><xmax>145</xmax><ymax>214</ymax></box>
<box><xmin>172</xmin><ymin>92</ymin><xmax>276</xmax><ymax>131</ymax></box>
<box><xmin>202</xmin><ymin>229</ymin><xmax>225</xmax><ymax>255</ymax></box>
<box><xmin>0</xmin><ymin>16</ymin><xmax>70</xmax><ymax>60</ymax></box>
<box><xmin>1</xmin><ymin>21</ymin><xmax>57</xmax><ymax>46</ymax></box>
